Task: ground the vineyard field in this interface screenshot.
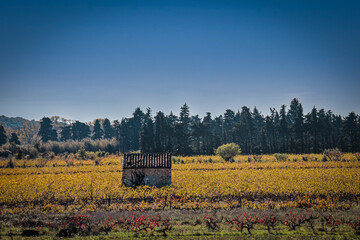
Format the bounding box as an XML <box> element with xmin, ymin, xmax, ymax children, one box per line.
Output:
<box><xmin>0</xmin><ymin>154</ymin><xmax>360</xmax><ymax>239</ymax></box>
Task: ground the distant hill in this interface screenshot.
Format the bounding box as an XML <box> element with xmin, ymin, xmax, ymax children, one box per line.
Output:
<box><xmin>0</xmin><ymin>115</ymin><xmax>39</xmax><ymax>130</ymax></box>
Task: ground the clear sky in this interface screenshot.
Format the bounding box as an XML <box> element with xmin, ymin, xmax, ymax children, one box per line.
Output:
<box><xmin>1</xmin><ymin>0</ymin><xmax>359</xmax><ymax>122</ymax></box>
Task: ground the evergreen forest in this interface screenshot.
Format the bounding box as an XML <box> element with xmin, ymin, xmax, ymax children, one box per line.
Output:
<box><xmin>1</xmin><ymin>98</ymin><xmax>359</xmax><ymax>155</ymax></box>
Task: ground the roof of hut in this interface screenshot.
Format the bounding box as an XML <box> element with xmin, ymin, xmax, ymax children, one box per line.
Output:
<box><xmin>122</xmin><ymin>153</ymin><xmax>172</xmax><ymax>169</ymax></box>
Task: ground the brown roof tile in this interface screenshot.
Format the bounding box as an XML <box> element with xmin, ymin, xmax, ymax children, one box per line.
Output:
<box><xmin>122</xmin><ymin>153</ymin><xmax>172</xmax><ymax>169</ymax></box>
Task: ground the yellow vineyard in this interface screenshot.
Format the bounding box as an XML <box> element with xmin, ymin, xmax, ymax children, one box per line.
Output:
<box><xmin>1</xmin><ymin>155</ymin><xmax>360</xmax><ymax>213</ymax></box>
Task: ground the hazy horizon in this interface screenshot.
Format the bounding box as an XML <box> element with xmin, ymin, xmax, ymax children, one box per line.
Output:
<box><xmin>0</xmin><ymin>97</ymin><xmax>357</xmax><ymax>123</ymax></box>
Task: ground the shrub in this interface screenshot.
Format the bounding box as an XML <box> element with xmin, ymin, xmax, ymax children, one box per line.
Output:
<box><xmin>65</xmin><ymin>159</ymin><xmax>75</xmax><ymax>167</ymax></box>
<box><xmin>51</xmin><ymin>143</ymin><xmax>61</xmax><ymax>155</ymax></box>
<box><xmin>253</xmin><ymin>155</ymin><xmax>262</xmax><ymax>162</ymax></box>
<box><xmin>258</xmin><ymin>214</ymin><xmax>278</xmax><ymax>233</ymax></box>
<box><xmin>274</xmin><ymin>153</ymin><xmax>288</xmax><ymax>162</ymax></box>
<box><xmin>37</xmin><ymin>158</ymin><xmax>49</xmax><ymax>167</ymax></box>
<box><xmin>87</xmin><ymin>152</ymin><xmax>96</xmax><ymax>160</ymax></box>
<box><xmin>321</xmin><ymin>214</ymin><xmax>342</xmax><ymax>232</ymax></box>
<box><xmin>112</xmin><ymin>214</ymin><xmax>172</xmax><ymax>236</ymax></box>
<box><xmin>28</xmin><ymin>147</ymin><xmax>39</xmax><ymax>158</ymax></box>
<box><xmin>57</xmin><ymin>214</ymin><xmax>91</xmax><ymax>237</ymax></box>
<box><xmin>323</xmin><ymin>148</ymin><xmax>343</xmax><ymax>161</ymax></box>
<box><xmin>6</xmin><ymin>159</ymin><xmax>15</xmax><ymax>168</ymax></box>
<box><xmin>172</xmin><ymin>157</ymin><xmax>181</xmax><ymax>164</ymax></box>
<box><xmin>48</xmin><ymin>152</ymin><xmax>55</xmax><ymax>160</ymax></box>
<box><xmin>280</xmin><ymin>211</ymin><xmax>306</xmax><ymax>231</ymax></box>
<box><xmin>95</xmin><ymin>151</ymin><xmax>106</xmax><ymax>158</ymax></box>
<box><xmin>14</xmin><ymin>148</ymin><xmax>23</xmax><ymax>160</ymax></box>
<box><xmin>216</xmin><ymin>143</ymin><xmax>241</xmax><ymax>162</ymax></box>
<box><xmin>97</xmin><ymin>218</ymin><xmax>113</xmax><ymax>235</ymax></box>
<box><xmin>226</xmin><ymin>213</ymin><xmax>259</xmax><ymax>234</ymax></box>
<box><xmin>348</xmin><ymin>216</ymin><xmax>360</xmax><ymax>235</ymax></box>
<box><xmin>77</xmin><ymin>148</ymin><xmax>87</xmax><ymax>160</ymax></box>
<box><xmin>203</xmin><ymin>214</ymin><xmax>223</xmax><ymax>231</ymax></box>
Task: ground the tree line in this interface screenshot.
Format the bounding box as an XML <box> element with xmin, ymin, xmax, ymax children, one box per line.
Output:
<box><xmin>1</xmin><ymin>98</ymin><xmax>359</xmax><ymax>155</ymax></box>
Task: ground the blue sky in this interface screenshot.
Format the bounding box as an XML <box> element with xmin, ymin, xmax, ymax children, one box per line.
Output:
<box><xmin>1</xmin><ymin>0</ymin><xmax>359</xmax><ymax>122</ymax></box>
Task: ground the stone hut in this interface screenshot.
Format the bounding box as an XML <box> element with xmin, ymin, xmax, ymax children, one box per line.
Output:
<box><xmin>122</xmin><ymin>153</ymin><xmax>171</xmax><ymax>187</ymax></box>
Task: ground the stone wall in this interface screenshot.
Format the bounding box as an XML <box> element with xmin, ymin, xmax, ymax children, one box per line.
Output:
<box><xmin>122</xmin><ymin>168</ymin><xmax>171</xmax><ymax>187</ymax></box>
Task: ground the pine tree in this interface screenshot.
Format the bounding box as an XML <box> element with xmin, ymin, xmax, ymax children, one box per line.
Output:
<box><xmin>191</xmin><ymin>115</ymin><xmax>203</xmax><ymax>154</ymax></box>
<box><xmin>0</xmin><ymin>125</ymin><xmax>7</xmax><ymax>146</ymax></box>
<box><xmin>165</xmin><ymin>112</ymin><xmax>177</xmax><ymax>153</ymax></box>
<box><xmin>323</xmin><ymin>110</ymin><xmax>334</xmax><ymax>149</ymax></box>
<box><xmin>103</xmin><ymin>119</ymin><xmax>114</xmax><ymax>139</ymax></box>
<box><xmin>60</xmin><ymin>126</ymin><xmax>72</xmax><ymax>141</ymax></box>
<box><xmin>317</xmin><ymin>109</ymin><xmax>327</xmax><ymax>151</ymax></box>
<box><xmin>278</xmin><ymin>105</ymin><xmax>289</xmax><ymax>152</ymax></box>
<box><xmin>252</xmin><ymin>107</ymin><xmax>264</xmax><ymax>154</ymax></box>
<box><xmin>38</xmin><ymin>117</ymin><xmax>58</xmax><ymax>142</ymax></box>
<box><xmin>129</xmin><ymin>108</ymin><xmax>145</xmax><ymax>150</ymax></box>
<box><xmin>332</xmin><ymin>114</ymin><xmax>342</xmax><ymax>150</ymax></box>
<box><xmin>202</xmin><ymin>112</ymin><xmax>214</xmax><ymax>154</ymax></box>
<box><xmin>233</xmin><ymin>106</ymin><xmax>254</xmax><ymax>154</ymax></box>
<box><xmin>143</xmin><ymin>107</ymin><xmax>152</xmax><ymax>123</ymax></box>
<box><xmin>180</xmin><ymin>103</ymin><xmax>190</xmax><ymax>126</ymax></box>
<box><xmin>287</xmin><ymin>99</ymin><xmax>304</xmax><ymax>153</ymax></box>
<box><xmin>223</xmin><ymin>109</ymin><xmax>235</xmax><ymax>143</ymax></box>
<box><xmin>116</xmin><ymin>118</ymin><xmax>132</xmax><ymax>153</ymax></box>
<box><xmin>260</xmin><ymin>129</ymin><xmax>269</xmax><ymax>153</ymax></box>
<box><xmin>140</xmin><ymin>117</ymin><xmax>155</xmax><ymax>153</ymax></box>
<box><xmin>92</xmin><ymin>119</ymin><xmax>103</xmax><ymax>140</ymax></box>
<box><xmin>71</xmin><ymin>121</ymin><xmax>90</xmax><ymax>141</ymax></box>
<box><xmin>272</xmin><ymin>108</ymin><xmax>280</xmax><ymax>153</ymax></box>
<box><xmin>154</xmin><ymin>111</ymin><xmax>168</xmax><ymax>153</ymax></box>
<box><xmin>214</xmin><ymin>115</ymin><xmax>224</xmax><ymax>145</ymax></box>
<box><xmin>305</xmin><ymin>107</ymin><xmax>319</xmax><ymax>153</ymax></box>
<box><xmin>342</xmin><ymin>112</ymin><xmax>358</xmax><ymax>152</ymax></box>
<box><xmin>287</xmin><ymin>98</ymin><xmax>300</xmax><ymax>126</ymax></box>
<box><xmin>293</xmin><ymin>103</ymin><xmax>304</xmax><ymax>153</ymax></box>
<box><xmin>113</xmin><ymin>120</ymin><xmax>121</xmax><ymax>141</ymax></box>
<box><xmin>29</xmin><ymin>98</ymin><xmax>356</xmax><ymax>154</ymax></box>
<box><xmin>175</xmin><ymin>103</ymin><xmax>192</xmax><ymax>155</ymax></box>
<box><xmin>264</xmin><ymin>115</ymin><xmax>275</xmax><ymax>153</ymax></box>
